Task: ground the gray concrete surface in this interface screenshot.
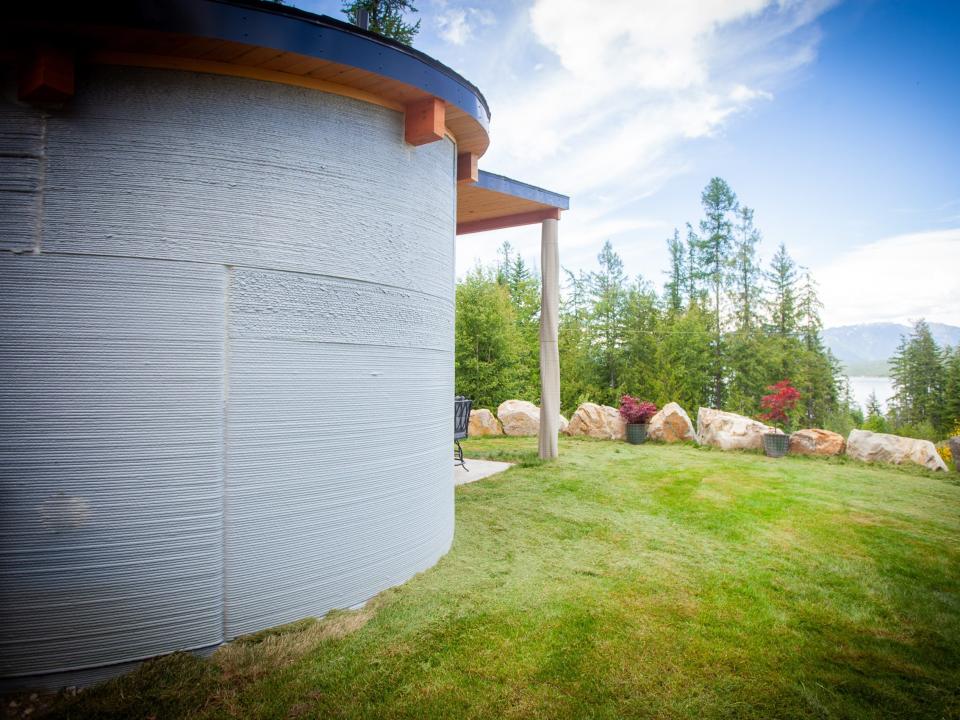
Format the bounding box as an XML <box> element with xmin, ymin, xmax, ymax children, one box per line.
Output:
<box><xmin>455</xmin><ymin>459</ymin><xmax>514</xmax><ymax>485</ymax></box>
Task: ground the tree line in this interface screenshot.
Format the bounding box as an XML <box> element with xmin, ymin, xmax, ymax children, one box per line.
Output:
<box><xmin>864</xmin><ymin>320</ymin><xmax>960</xmax><ymax>441</ymax></box>
<box><xmin>456</xmin><ymin>176</ymin><xmax>862</xmax><ymax>432</ymax></box>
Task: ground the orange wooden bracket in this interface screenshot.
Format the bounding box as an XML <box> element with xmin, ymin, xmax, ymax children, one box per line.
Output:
<box><xmin>405</xmin><ymin>96</ymin><xmax>445</xmax><ymax>146</ymax></box>
<box><xmin>456</xmin><ymin>208</ymin><xmax>561</xmax><ymax>235</ymax></box>
<box><xmin>456</xmin><ymin>152</ymin><xmax>478</xmax><ymax>183</ymax></box>
<box><xmin>19</xmin><ymin>45</ymin><xmax>74</xmax><ymax>104</ymax></box>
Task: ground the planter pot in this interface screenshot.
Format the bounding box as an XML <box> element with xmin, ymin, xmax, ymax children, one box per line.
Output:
<box><xmin>762</xmin><ymin>432</ymin><xmax>790</xmax><ymax>458</ymax></box>
<box><xmin>626</xmin><ymin>423</ymin><xmax>648</xmax><ymax>445</ymax></box>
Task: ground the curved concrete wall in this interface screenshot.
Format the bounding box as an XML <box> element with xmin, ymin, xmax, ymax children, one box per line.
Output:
<box><xmin>0</xmin><ymin>67</ymin><xmax>456</xmax><ymax>686</ymax></box>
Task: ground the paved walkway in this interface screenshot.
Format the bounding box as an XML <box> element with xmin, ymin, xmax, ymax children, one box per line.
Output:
<box><xmin>455</xmin><ymin>458</ymin><xmax>514</xmax><ymax>486</ymax></box>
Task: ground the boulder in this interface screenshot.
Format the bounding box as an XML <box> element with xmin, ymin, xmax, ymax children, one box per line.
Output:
<box><xmin>564</xmin><ymin>403</ymin><xmax>626</xmax><ymax>440</ymax></box>
<box><xmin>789</xmin><ymin>428</ymin><xmax>845</xmax><ymax>456</ymax></box>
<box><xmin>496</xmin><ymin>400</ymin><xmax>567</xmax><ymax>437</ymax></box>
<box><xmin>846</xmin><ymin>429</ymin><xmax>948</xmax><ymax>472</ymax></box>
<box><xmin>497</xmin><ymin>400</ymin><xmax>540</xmax><ymax>436</ymax></box>
<box><xmin>468</xmin><ymin>408</ymin><xmax>502</xmax><ymax>437</ymax></box>
<box><xmin>696</xmin><ymin>407</ymin><xmax>781</xmax><ymax>451</ymax></box>
<box><xmin>647</xmin><ymin>402</ymin><xmax>696</xmax><ymax>443</ymax></box>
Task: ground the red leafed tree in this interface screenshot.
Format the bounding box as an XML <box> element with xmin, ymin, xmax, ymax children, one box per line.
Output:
<box><xmin>619</xmin><ymin>395</ymin><xmax>658</xmax><ymax>425</ymax></box>
<box><xmin>759</xmin><ymin>380</ymin><xmax>800</xmax><ymax>430</ymax></box>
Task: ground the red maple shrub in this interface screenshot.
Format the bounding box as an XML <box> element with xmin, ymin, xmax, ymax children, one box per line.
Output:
<box><xmin>759</xmin><ymin>380</ymin><xmax>801</xmax><ymax>430</ymax></box>
<box><xmin>619</xmin><ymin>395</ymin><xmax>658</xmax><ymax>425</ymax></box>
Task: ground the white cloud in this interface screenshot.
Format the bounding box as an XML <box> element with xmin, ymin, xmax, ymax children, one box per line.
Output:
<box><xmin>437</xmin><ymin>9</ymin><xmax>471</xmax><ymax>44</ymax></box>
<box><xmin>436</xmin><ymin>7</ymin><xmax>495</xmax><ymax>45</ymax></box>
<box><xmin>815</xmin><ymin>229</ymin><xmax>960</xmax><ymax>327</ymax></box>
<box><xmin>479</xmin><ymin>0</ymin><xmax>836</xmax><ymax>200</ymax></box>
<box><xmin>455</xmin><ymin>0</ymin><xmax>836</xmax><ymax>278</ymax></box>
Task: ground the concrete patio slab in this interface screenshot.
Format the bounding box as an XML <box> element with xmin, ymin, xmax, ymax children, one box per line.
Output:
<box><xmin>455</xmin><ymin>459</ymin><xmax>514</xmax><ymax>485</ymax></box>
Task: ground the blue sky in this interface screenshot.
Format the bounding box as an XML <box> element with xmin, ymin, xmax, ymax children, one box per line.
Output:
<box><xmin>295</xmin><ymin>0</ymin><xmax>960</xmax><ymax>327</ymax></box>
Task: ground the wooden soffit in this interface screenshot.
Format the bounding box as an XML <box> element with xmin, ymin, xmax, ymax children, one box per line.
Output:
<box><xmin>457</xmin><ymin>171</ymin><xmax>569</xmax><ymax>235</ymax></box>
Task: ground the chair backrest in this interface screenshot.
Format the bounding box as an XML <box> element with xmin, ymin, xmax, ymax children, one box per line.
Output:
<box><xmin>454</xmin><ymin>396</ymin><xmax>472</xmax><ymax>440</ymax></box>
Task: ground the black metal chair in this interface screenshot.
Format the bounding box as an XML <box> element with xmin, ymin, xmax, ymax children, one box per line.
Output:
<box><xmin>454</xmin><ymin>396</ymin><xmax>472</xmax><ymax>470</ymax></box>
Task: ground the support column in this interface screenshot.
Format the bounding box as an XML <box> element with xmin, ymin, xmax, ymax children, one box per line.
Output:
<box><xmin>538</xmin><ymin>217</ymin><xmax>560</xmax><ymax>460</ymax></box>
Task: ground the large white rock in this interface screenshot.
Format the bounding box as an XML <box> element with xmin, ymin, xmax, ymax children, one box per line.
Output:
<box><xmin>789</xmin><ymin>428</ymin><xmax>845</xmax><ymax>456</ymax></box>
<box><xmin>496</xmin><ymin>400</ymin><xmax>568</xmax><ymax>437</ymax></box>
<box><xmin>497</xmin><ymin>400</ymin><xmax>540</xmax><ymax>436</ymax></box>
<box><xmin>468</xmin><ymin>408</ymin><xmax>502</xmax><ymax>437</ymax></box>
<box><xmin>648</xmin><ymin>402</ymin><xmax>696</xmax><ymax>443</ymax></box>
<box><xmin>696</xmin><ymin>407</ymin><xmax>781</xmax><ymax>451</ymax></box>
<box><xmin>846</xmin><ymin>429</ymin><xmax>948</xmax><ymax>472</ymax></box>
<box><xmin>564</xmin><ymin>403</ymin><xmax>626</xmax><ymax>440</ymax></box>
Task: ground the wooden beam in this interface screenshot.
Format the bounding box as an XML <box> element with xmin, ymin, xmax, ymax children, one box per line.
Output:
<box><xmin>404</xmin><ymin>96</ymin><xmax>445</xmax><ymax>146</ymax></box>
<box><xmin>456</xmin><ymin>208</ymin><xmax>561</xmax><ymax>235</ymax></box>
<box><xmin>19</xmin><ymin>45</ymin><xmax>74</xmax><ymax>104</ymax></box>
<box><xmin>456</xmin><ymin>152</ymin><xmax>478</xmax><ymax>183</ymax></box>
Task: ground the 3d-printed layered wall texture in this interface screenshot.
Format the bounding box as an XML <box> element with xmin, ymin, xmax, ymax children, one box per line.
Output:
<box><xmin>0</xmin><ymin>67</ymin><xmax>456</xmax><ymax>687</ymax></box>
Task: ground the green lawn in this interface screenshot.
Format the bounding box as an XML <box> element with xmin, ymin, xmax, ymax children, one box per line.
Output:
<box><xmin>30</xmin><ymin>438</ymin><xmax>960</xmax><ymax>719</ymax></box>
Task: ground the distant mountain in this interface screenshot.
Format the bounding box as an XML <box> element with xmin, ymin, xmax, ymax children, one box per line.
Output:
<box><xmin>824</xmin><ymin>322</ymin><xmax>960</xmax><ymax>376</ymax></box>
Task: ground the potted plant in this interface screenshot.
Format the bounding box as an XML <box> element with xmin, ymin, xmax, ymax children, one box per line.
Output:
<box><xmin>759</xmin><ymin>380</ymin><xmax>800</xmax><ymax>458</ymax></box>
<box><xmin>619</xmin><ymin>395</ymin><xmax>658</xmax><ymax>445</ymax></box>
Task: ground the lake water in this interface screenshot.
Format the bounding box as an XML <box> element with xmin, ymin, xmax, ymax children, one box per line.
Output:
<box><xmin>849</xmin><ymin>376</ymin><xmax>895</xmax><ymax>412</ymax></box>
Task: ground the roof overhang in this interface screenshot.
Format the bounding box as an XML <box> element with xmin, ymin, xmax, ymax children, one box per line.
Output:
<box><xmin>2</xmin><ymin>0</ymin><xmax>491</xmax><ymax>156</ymax></box>
<box><xmin>456</xmin><ymin>171</ymin><xmax>569</xmax><ymax>235</ymax></box>
<box><xmin>4</xmin><ymin>1</ymin><xmax>570</xmax><ymax>235</ymax></box>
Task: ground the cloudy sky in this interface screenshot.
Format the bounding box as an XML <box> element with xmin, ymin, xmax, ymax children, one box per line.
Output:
<box><xmin>297</xmin><ymin>0</ymin><xmax>959</xmax><ymax>328</ymax></box>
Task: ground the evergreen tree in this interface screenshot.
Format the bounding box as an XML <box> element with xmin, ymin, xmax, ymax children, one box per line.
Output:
<box><xmin>684</xmin><ymin>223</ymin><xmax>700</xmax><ymax>306</ymax></box>
<box><xmin>454</xmin><ymin>267</ymin><xmax>523</xmax><ymax>409</ymax></box>
<box><xmin>944</xmin><ymin>346</ymin><xmax>960</xmax><ymax>431</ymax></box>
<box><xmin>494</xmin><ymin>241</ymin><xmax>540</xmax><ymax>400</ymax></box>
<box><xmin>730</xmin><ymin>206</ymin><xmax>762</xmax><ymax>333</ymax></box>
<box><xmin>889</xmin><ymin>319</ymin><xmax>946</xmax><ymax>432</ymax></box>
<box><xmin>663</xmin><ymin>228</ymin><xmax>685</xmax><ymax>314</ymax></box>
<box><xmin>587</xmin><ymin>240</ymin><xmax>630</xmax><ymax>398</ymax></box>
<box><xmin>620</xmin><ymin>279</ymin><xmax>661</xmax><ymax>401</ymax></box>
<box><xmin>342</xmin><ymin>0</ymin><xmax>421</xmax><ymax>44</ymax></box>
<box><xmin>863</xmin><ymin>391</ymin><xmax>887</xmax><ymax>432</ymax></box>
<box><xmin>694</xmin><ymin>177</ymin><xmax>738</xmax><ymax>407</ymax></box>
<box><xmin>653</xmin><ymin>303</ymin><xmax>714</xmax><ymax>412</ymax></box>
<box><xmin>765</xmin><ymin>242</ymin><xmax>801</xmax><ymax>381</ymax></box>
<box><xmin>766</xmin><ymin>242</ymin><xmax>798</xmax><ymax>338</ymax></box>
<box><xmin>724</xmin><ymin>205</ymin><xmax>768</xmax><ymax>416</ymax></box>
<box><xmin>794</xmin><ymin>269</ymin><xmax>839</xmax><ymax>425</ymax></box>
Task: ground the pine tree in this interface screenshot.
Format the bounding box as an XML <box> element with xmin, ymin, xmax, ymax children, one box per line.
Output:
<box><xmin>653</xmin><ymin>303</ymin><xmax>714</xmax><ymax>412</ymax></box>
<box><xmin>684</xmin><ymin>223</ymin><xmax>699</xmax><ymax>306</ymax></box>
<box><xmin>725</xmin><ymin>205</ymin><xmax>768</xmax><ymax>416</ymax></box>
<box><xmin>695</xmin><ymin>177</ymin><xmax>738</xmax><ymax>407</ymax></box>
<box><xmin>588</xmin><ymin>240</ymin><xmax>629</xmax><ymax>398</ymax></box>
<box><xmin>889</xmin><ymin>319</ymin><xmax>946</xmax><ymax>433</ymax></box>
<box><xmin>342</xmin><ymin>0</ymin><xmax>421</xmax><ymax>44</ymax></box>
<box><xmin>863</xmin><ymin>391</ymin><xmax>887</xmax><ymax>432</ymax></box>
<box><xmin>766</xmin><ymin>242</ymin><xmax>798</xmax><ymax>338</ymax></box>
<box><xmin>944</xmin><ymin>346</ymin><xmax>960</xmax><ymax>431</ymax></box>
<box><xmin>454</xmin><ymin>267</ymin><xmax>523</xmax><ymax>408</ymax></box>
<box><xmin>663</xmin><ymin>229</ymin><xmax>685</xmax><ymax>314</ymax></box>
<box><xmin>793</xmin><ymin>269</ymin><xmax>839</xmax><ymax>425</ymax></box>
<box><xmin>730</xmin><ymin>206</ymin><xmax>762</xmax><ymax>333</ymax></box>
<box><xmin>620</xmin><ymin>279</ymin><xmax>661</xmax><ymax>401</ymax></box>
<box><xmin>493</xmin><ymin>241</ymin><xmax>540</xmax><ymax>400</ymax></box>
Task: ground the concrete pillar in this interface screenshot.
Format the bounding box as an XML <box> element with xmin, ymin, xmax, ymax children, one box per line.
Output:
<box><xmin>538</xmin><ymin>217</ymin><xmax>560</xmax><ymax>460</ymax></box>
